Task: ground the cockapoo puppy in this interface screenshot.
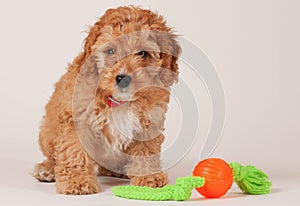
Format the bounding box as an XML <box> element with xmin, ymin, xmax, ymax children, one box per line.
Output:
<box><xmin>33</xmin><ymin>6</ymin><xmax>181</xmax><ymax>195</ymax></box>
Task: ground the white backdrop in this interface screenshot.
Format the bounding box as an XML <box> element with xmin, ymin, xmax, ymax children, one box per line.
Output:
<box><xmin>0</xmin><ymin>1</ymin><xmax>299</xmax><ymax>206</ymax></box>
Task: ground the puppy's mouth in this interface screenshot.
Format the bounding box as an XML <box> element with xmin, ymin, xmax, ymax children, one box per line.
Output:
<box><xmin>107</xmin><ymin>96</ymin><xmax>128</xmax><ymax>108</ymax></box>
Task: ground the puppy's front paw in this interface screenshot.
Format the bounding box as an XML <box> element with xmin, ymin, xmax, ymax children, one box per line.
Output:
<box><xmin>56</xmin><ymin>177</ymin><xmax>100</xmax><ymax>195</ymax></box>
<box><xmin>130</xmin><ymin>173</ymin><xmax>168</xmax><ymax>188</ymax></box>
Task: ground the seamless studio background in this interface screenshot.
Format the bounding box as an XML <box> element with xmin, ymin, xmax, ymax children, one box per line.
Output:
<box><xmin>0</xmin><ymin>1</ymin><xmax>299</xmax><ymax>206</ymax></box>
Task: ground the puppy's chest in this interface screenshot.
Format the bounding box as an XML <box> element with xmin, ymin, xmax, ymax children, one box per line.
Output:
<box><xmin>106</xmin><ymin>107</ymin><xmax>141</xmax><ymax>150</ymax></box>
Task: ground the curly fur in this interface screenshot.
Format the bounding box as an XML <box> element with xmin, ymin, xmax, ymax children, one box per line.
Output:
<box><xmin>32</xmin><ymin>6</ymin><xmax>181</xmax><ymax>195</ymax></box>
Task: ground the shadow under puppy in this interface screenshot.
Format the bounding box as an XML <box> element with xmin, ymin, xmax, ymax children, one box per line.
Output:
<box><xmin>33</xmin><ymin>6</ymin><xmax>181</xmax><ymax>195</ymax></box>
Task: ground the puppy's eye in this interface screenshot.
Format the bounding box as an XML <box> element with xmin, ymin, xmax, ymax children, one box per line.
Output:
<box><xmin>136</xmin><ymin>50</ymin><xmax>148</xmax><ymax>58</ymax></box>
<box><xmin>105</xmin><ymin>48</ymin><xmax>115</xmax><ymax>55</ymax></box>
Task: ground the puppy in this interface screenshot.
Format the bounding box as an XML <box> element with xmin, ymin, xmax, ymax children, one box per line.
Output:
<box><xmin>33</xmin><ymin>6</ymin><xmax>181</xmax><ymax>195</ymax></box>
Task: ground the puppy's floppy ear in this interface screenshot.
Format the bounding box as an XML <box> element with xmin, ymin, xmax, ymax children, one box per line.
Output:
<box><xmin>158</xmin><ymin>33</ymin><xmax>181</xmax><ymax>87</ymax></box>
<box><xmin>67</xmin><ymin>20</ymin><xmax>102</xmax><ymax>74</ymax></box>
<box><xmin>83</xmin><ymin>20</ymin><xmax>103</xmax><ymax>57</ymax></box>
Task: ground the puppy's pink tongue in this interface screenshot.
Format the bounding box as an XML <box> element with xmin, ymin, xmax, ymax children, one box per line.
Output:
<box><xmin>107</xmin><ymin>96</ymin><xmax>127</xmax><ymax>108</ymax></box>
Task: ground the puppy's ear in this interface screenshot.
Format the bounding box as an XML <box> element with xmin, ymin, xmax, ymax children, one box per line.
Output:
<box><xmin>83</xmin><ymin>20</ymin><xmax>103</xmax><ymax>57</ymax></box>
<box><xmin>158</xmin><ymin>33</ymin><xmax>181</xmax><ymax>87</ymax></box>
<box><xmin>68</xmin><ymin>21</ymin><xmax>102</xmax><ymax>74</ymax></box>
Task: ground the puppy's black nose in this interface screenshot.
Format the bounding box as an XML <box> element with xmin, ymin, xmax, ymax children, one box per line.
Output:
<box><xmin>116</xmin><ymin>74</ymin><xmax>132</xmax><ymax>88</ymax></box>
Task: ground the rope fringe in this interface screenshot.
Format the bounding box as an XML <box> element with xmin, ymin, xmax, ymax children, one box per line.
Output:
<box><xmin>229</xmin><ymin>162</ymin><xmax>272</xmax><ymax>194</ymax></box>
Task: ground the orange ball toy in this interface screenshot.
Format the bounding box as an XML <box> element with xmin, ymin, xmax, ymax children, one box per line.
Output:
<box><xmin>193</xmin><ymin>158</ymin><xmax>233</xmax><ymax>198</ymax></box>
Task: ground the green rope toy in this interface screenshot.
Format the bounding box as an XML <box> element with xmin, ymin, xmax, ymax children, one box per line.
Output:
<box><xmin>112</xmin><ymin>158</ymin><xmax>272</xmax><ymax>201</ymax></box>
<box><xmin>113</xmin><ymin>176</ymin><xmax>205</xmax><ymax>201</ymax></box>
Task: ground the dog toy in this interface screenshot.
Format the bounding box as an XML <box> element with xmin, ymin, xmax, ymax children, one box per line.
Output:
<box><xmin>193</xmin><ymin>158</ymin><xmax>233</xmax><ymax>198</ymax></box>
<box><xmin>112</xmin><ymin>158</ymin><xmax>271</xmax><ymax>201</ymax></box>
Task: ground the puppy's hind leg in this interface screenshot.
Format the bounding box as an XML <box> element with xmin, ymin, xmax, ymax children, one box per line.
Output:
<box><xmin>97</xmin><ymin>165</ymin><xmax>128</xmax><ymax>179</ymax></box>
<box><xmin>33</xmin><ymin>120</ymin><xmax>57</xmax><ymax>182</ymax></box>
<box><xmin>32</xmin><ymin>160</ymin><xmax>55</xmax><ymax>182</ymax></box>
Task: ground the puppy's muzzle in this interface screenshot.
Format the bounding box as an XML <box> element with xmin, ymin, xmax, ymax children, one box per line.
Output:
<box><xmin>116</xmin><ymin>74</ymin><xmax>132</xmax><ymax>88</ymax></box>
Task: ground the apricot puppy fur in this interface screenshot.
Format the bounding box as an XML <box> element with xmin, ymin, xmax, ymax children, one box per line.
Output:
<box><xmin>32</xmin><ymin>6</ymin><xmax>181</xmax><ymax>195</ymax></box>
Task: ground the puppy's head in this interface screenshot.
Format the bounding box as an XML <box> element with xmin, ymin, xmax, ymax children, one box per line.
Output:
<box><xmin>83</xmin><ymin>6</ymin><xmax>181</xmax><ymax>110</ymax></box>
